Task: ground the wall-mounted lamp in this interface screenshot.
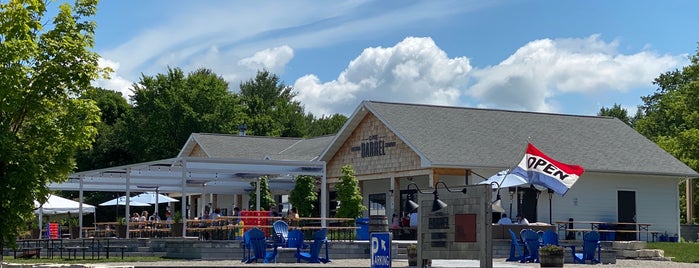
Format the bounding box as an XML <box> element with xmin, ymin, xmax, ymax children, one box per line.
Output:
<box><xmin>490</xmin><ymin>181</ymin><xmax>505</xmax><ymax>213</ymax></box>
<box><xmin>406</xmin><ymin>181</ymin><xmax>467</xmax><ymax>213</ymax></box>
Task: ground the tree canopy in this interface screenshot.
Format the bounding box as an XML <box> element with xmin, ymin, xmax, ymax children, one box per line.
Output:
<box><xmin>124</xmin><ymin>67</ymin><xmax>244</xmax><ymax>162</ymax></box>
<box><xmin>0</xmin><ymin>0</ymin><xmax>107</xmax><ymax>253</ymax></box>
<box><xmin>334</xmin><ymin>165</ymin><xmax>366</xmax><ymax>219</ymax></box>
<box><xmin>634</xmin><ymin>45</ymin><xmax>699</xmax><ymax>223</ymax></box>
<box><xmin>289</xmin><ymin>175</ymin><xmax>318</xmax><ymax>217</ymax></box>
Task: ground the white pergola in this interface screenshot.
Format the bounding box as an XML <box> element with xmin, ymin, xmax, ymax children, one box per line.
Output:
<box><xmin>49</xmin><ymin>156</ymin><xmax>327</xmax><ymax>238</ymax></box>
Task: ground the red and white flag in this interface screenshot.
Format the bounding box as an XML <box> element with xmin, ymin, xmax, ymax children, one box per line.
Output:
<box><xmin>511</xmin><ymin>143</ymin><xmax>584</xmax><ymax>195</ymax></box>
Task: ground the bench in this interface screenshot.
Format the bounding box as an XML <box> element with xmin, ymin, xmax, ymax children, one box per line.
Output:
<box><xmin>13</xmin><ymin>247</ymin><xmax>41</xmax><ymax>259</ymax></box>
<box><xmin>105</xmin><ymin>245</ymin><xmax>128</xmax><ymax>259</ymax></box>
<box><xmin>63</xmin><ymin>246</ymin><xmax>88</xmax><ymax>260</ymax></box>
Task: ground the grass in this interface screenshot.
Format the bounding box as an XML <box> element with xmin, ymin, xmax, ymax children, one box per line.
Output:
<box><xmin>2</xmin><ymin>255</ymin><xmax>167</xmax><ymax>264</ymax></box>
<box><xmin>647</xmin><ymin>242</ymin><xmax>699</xmax><ymax>263</ymax></box>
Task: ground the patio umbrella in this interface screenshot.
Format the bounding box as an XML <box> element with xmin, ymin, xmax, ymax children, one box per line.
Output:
<box><xmin>130</xmin><ymin>191</ymin><xmax>179</xmax><ymax>216</ymax></box>
<box><xmin>478</xmin><ymin>169</ymin><xmax>528</xmax><ymax>188</ymax></box>
<box><xmin>130</xmin><ymin>192</ymin><xmax>179</xmax><ymax>204</ymax></box>
<box><xmin>99</xmin><ymin>196</ymin><xmax>151</xmax><ymax>207</ymax></box>
<box><xmin>479</xmin><ymin>169</ymin><xmax>529</xmax><ymax>216</ymax></box>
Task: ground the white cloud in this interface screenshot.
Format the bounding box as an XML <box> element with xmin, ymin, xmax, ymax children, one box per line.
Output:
<box><xmin>466</xmin><ymin>35</ymin><xmax>683</xmax><ymax>113</ymax></box>
<box><xmin>92</xmin><ymin>58</ymin><xmax>133</xmax><ymax>99</ymax></box>
<box><xmin>294</xmin><ymin>37</ymin><xmax>472</xmax><ymax>116</ymax></box>
<box><xmin>238</xmin><ymin>46</ymin><xmax>294</xmax><ymax>74</ymax></box>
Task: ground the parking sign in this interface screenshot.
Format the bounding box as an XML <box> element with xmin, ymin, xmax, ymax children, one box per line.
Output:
<box><xmin>371</xmin><ymin>232</ymin><xmax>391</xmax><ymax>268</ymax></box>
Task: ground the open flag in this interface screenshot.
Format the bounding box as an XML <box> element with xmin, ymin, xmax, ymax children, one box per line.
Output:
<box><xmin>511</xmin><ymin>143</ymin><xmax>584</xmax><ymax>195</ymax></box>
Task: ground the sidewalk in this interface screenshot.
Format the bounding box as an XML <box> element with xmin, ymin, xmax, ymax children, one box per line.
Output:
<box><xmin>4</xmin><ymin>258</ymin><xmax>699</xmax><ymax>268</ymax></box>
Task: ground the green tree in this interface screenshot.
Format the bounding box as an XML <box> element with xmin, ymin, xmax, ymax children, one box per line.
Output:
<box><xmin>124</xmin><ymin>67</ymin><xmax>244</xmax><ymax>162</ymax></box>
<box><xmin>289</xmin><ymin>175</ymin><xmax>318</xmax><ymax>217</ymax></box>
<box><xmin>308</xmin><ymin>113</ymin><xmax>348</xmax><ymax>137</ymax></box>
<box><xmin>0</xmin><ymin>0</ymin><xmax>106</xmax><ymax>255</ymax></box>
<box><xmin>248</xmin><ymin>177</ymin><xmax>275</xmax><ymax>210</ymax></box>
<box><xmin>335</xmin><ymin>165</ymin><xmax>366</xmax><ymax>219</ymax></box>
<box><xmin>239</xmin><ymin>70</ymin><xmax>307</xmax><ymax>137</ymax></box>
<box><xmin>75</xmin><ymin>88</ymin><xmax>132</xmax><ymax>171</ymax></box>
<box><xmin>598</xmin><ymin>103</ymin><xmax>634</xmax><ymax>127</ymax></box>
<box><xmin>634</xmin><ymin>45</ymin><xmax>699</xmax><ymax>223</ymax></box>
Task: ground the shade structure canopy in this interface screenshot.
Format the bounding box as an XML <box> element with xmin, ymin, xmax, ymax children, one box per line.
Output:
<box><xmin>34</xmin><ymin>194</ymin><xmax>95</xmax><ymax>215</ymax></box>
<box><xmin>48</xmin><ymin>157</ymin><xmax>325</xmax><ymax>194</ymax></box>
<box><xmin>99</xmin><ymin>196</ymin><xmax>151</xmax><ymax>207</ymax></box>
<box><xmin>47</xmin><ymin>156</ymin><xmax>328</xmax><ymax>238</ymax></box>
<box><xmin>478</xmin><ymin>169</ymin><xmax>528</xmax><ymax>188</ymax></box>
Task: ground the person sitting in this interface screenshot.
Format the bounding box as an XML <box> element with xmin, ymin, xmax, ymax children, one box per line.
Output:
<box><xmin>131</xmin><ymin>212</ymin><xmax>140</xmax><ymax>222</ymax></box>
<box><xmin>210</xmin><ymin>208</ymin><xmax>222</xmax><ymax>225</ymax></box>
<box><xmin>497</xmin><ymin>213</ymin><xmax>513</xmax><ymax>224</ymax></box>
<box><xmin>516</xmin><ymin>214</ymin><xmax>530</xmax><ymax>225</ymax></box>
<box><xmin>287</xmin><ymin>207</ymin><xmax>300</xmax><ymax>227</ymax></box>
<box><xmin>409</xmin><ymin>211</ymin><xmax>418</xmax><ymax>227</ymax></box>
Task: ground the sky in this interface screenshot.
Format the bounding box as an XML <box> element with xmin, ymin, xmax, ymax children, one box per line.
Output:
<box><xmin>89</xmin><ymin>0</ymin><xmax>699</xmax><ymax>117</ymax></box>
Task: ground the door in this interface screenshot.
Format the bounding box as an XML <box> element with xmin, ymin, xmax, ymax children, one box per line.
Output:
<box><xmin>617</xmin><ymin>190</ymin><xmax>636</xmax><ymax>241</ymax></box>
<box><xmin>518</xmin><ymin>187</ymin><xmax>539</xmax><ymax>223</ymax></box>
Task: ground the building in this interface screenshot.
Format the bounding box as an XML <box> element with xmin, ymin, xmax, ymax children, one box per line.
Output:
<box><xmin>56</xmin><ymin>100</ymin><xmax>698</xmax><ymax>238</ymax></box>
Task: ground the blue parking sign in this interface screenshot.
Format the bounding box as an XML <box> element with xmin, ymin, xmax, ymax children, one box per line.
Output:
<box><xmin>371</xmin><ymin>232</ymin><xmax>391</xmax><ymax>268</ymax></box>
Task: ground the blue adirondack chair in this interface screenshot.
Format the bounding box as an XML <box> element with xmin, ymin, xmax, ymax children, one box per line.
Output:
<box><xmin>273</xmin><ymin>220</ymin><xmax>289</xmax><ymax>247</ymax></box>
<box><xmin>287</xmin><ymin>229</ymin><xmax>306</xmax><ymax>250</ymax></box>
<box><xmin>573</xmin><ymin>231</ymin><xmax>601</xmax><ymax>264</ymax></box>
<box><xmin>240</xmin><ymin>229</ymin><xmax>252</xmax><ymax>263</ymax></box>
<box><xmin>506</xmin><ymin>229</ymin><xmax>525</xmax><ymax>262</ymax></box>
<box><xmin>542</xmin><ymin>230</ymin><xmax>559</xmax><ymax>246</ymax></box>
<box><xmin>245</xmin><ymin>228</ymin><xmax>277</xmax><ymax>263</ymax></box>
<box><xmin>295</xmin><ymin>228</ymin><xmax>331</xmax><ymax>263</ymax></box>
<box><xmin>521</xmin><ymin>229</ymin><xmax>540</xmax><ymax>263</ymax></box>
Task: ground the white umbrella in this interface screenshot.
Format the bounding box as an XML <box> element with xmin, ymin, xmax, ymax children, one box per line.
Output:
<box><xmin>478</xmin><ymin>169</ymin><xmax>528</xmax><ymax>188</ymax></box>
<box><xmin>130</xmin><ymin>192</ymin><xmax>179</xmax><ymax>204</ymax></box>
<box><xmin>130</xmin><ymin>191</ymin><xmax>179</xmax><ymax>217</ymax></box>
<box><xmin>99</xmin><ymin>196</ymin><xmax>151</xmax><ymax>206</ymax></box>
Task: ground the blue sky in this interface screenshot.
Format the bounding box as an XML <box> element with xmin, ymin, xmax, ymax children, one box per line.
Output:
<box><xmin>90</xmin><ymin>0</ymin><xmax>698</xmax><ymax>117</ymax></box>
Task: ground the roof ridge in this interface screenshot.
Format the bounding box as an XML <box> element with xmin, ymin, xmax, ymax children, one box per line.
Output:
<box><xmin>366</xmin><ymin>100</ymin><xmax>612</xmax><ymax>119</ymax></box>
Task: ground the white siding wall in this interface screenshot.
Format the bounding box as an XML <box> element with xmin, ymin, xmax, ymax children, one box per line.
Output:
<box><xmin>539</xmin><ymin>173</ymin><xmax>680</xmax><ymax>237</ymax></box>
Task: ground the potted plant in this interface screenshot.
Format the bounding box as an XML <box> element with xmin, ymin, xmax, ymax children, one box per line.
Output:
<box><xmin>67</xmin><ymin>217</ymin><xmax>80</xmax><ymax>239</ymax></box>
<box><xmin>538</xmin><ymin>245</ymin><xmax>564</xmax><ymax>267</ymax></box>
<box><xmin>116</xmin><ymin>217</ymin><xmax>127</xmax><ymax>238</ymax></box>
<box><xmin>171</xmin><ymin>211</ymin><xmax>183</xmax><ymax>237</ymax></box>
<box><xmin>407</xmin><ymin>243</ymin><xmax>417</xmax><ymax>267</ymax></box>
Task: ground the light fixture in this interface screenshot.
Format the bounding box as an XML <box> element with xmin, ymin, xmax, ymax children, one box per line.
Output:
<box><xmin>406</xmin><ymin>181</ymin><xmax>468</xmax><ymax>213</ymax></box>
<box><xmin>431</xmin><ymin>181</ymin><xmax>467</xmax><ymax>212</ymax></box>
<box><xmin>490</xmin><ymin>181</ymin><xmax>506</xmax><ymax>213</ymax></box>
<box><xmin>405</xmin><ymin>193</ymin><xmax>419</xmax><ymax>213</ymax></box>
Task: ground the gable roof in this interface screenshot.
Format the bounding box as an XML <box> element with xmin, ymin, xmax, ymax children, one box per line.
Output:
<box><xmin>179</xmin><ymin>133</ymin><xmax>334</xmax><ymax>161</ymax></box>
<box><xmin>320</xmin><ymin>100</ymin><xmax>698</xmax><ymax>177</ymax></box>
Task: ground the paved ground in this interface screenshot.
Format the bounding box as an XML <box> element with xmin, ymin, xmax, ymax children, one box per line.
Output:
<box><xmin>7</xmin><ymin>258</ymin><xmax>692</xmax><ymax>268</ymax></box>
<box><xmin>5</xmin><ymin>258</ymin><xmax>699</xmax><ymax>268</ymax></box>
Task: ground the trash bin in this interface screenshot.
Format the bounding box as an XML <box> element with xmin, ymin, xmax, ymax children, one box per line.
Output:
<box><xmin>356</xmin><ymin>218</ymin><xmax>369</xmax><ymax>240</ymax></box>
<box><xmin>599</xmin><ymin>224</ymin><xmax>616</xmax><ymax>241</ymax></box>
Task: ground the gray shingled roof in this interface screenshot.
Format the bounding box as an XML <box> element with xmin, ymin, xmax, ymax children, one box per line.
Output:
<box><xmin>322</xmin><ymin>101</ymin><xmax>698</xmax><ymax>177</ymax></box>
<box><xmin>185</xmin><ymin>133</ymin><xmax>333</xmax><ymax>161</ymax></box>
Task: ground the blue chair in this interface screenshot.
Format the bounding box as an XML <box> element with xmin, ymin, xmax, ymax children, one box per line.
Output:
<box><xmin>245</xmin><ymin>228</ymin><xmax>277</xmax><ymax>263</ymax></box>
<box><xmin>542</xmin><ymin>230</ymin><xmax>559</xmax><ymax>246</ymax></box>
<box><xmin>240</xmin><ymin>229</ymin><xmax>252</xmax><ymax>262</ymax></box>
<box><xmin>273</xmin><ymin>220</ymin><xmax>289</xmax><ymax>247</ymax></box>
<box><xmin>295</xmin><ymin>228</ymin><xmax>331</xmax><ymax>263</ymax></box>
<box><xmin>520</xmin><ymin>229</ymin><xmax>540</xmax><ymax>263</ymax></box>
<box><xmin>287</xmin><ymin>229</ymin><xmax>306</xmax><ymax>250</ymax></box>
<box><xmin>506</xmin><ymin>229</ymin><xmax>525</xmax><ymax>262</ymax></box>
<box><xmin>572</xmin><ymin>231</ymin><xmax>601</xmax><ymax>264</ymax></box>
